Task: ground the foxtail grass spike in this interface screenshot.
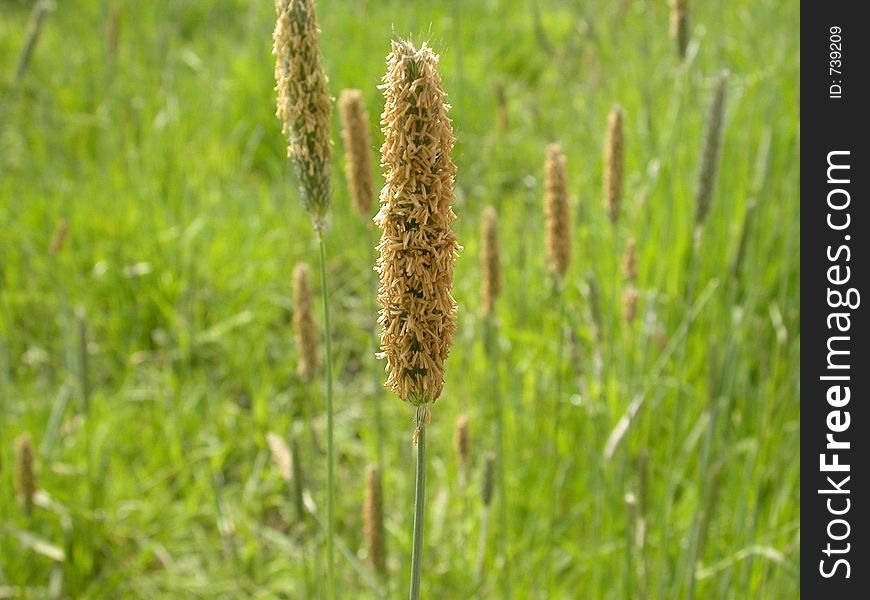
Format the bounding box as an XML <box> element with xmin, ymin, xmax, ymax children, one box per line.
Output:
<box><xmin>731</xmin><ymin>200</ymin><xmax>757</xmax><ymax>282</ymax></box>
<box><xmin>622</xmin><ymin>287</ymin><xmax>639</xmax><ymax>324</ymax></box>
<box><xmin>493</xmin><ymin>81</ymin><xmax>509</xmax><ymax>134</ymax></box>
<box><xmin>481</xmin><ymin>452</ymin><xmax>496</xmax><ymax>507</ymax></box>
<box><xmin>454</xmin><ymin>414</ymin><xmax>470</xmax><ymax>468</ymax></box>
<box><xmin>377</xmin><ymin>39</ymin><xmax>457</xmax><ymax>600</ymax></box>
<box><xmin>292</xmin><ymin>262</ymin><xmax>318</xmax><ymax>381</ymax></box>
<box><xmin>15</xmin><ymin>433</ymin><xmax>36</xmax><ymax>516</ymax></box>
<box><xmin>265</xmin><ymin>432</ymin><xmax>293</xmax><ymax>482</ymax></box>
<box><xmin>622</xmin><ymin>238</ymin><xmax>638</xmax><ymax>282</ymax></box>
<box><xmin>49</xmin><ymin>218</ymin><xmax>69</xmax><ymax>254</ymax></box>
<box><xmin>364</xmin><ymin>464</ymin><xmax>387</xmax><ymax>576</ymax></box>
<box><xmin>670</xmin><ymin>0</ymin><xmax>690</xmax><ymax>60</ymax></box>
<box><xmin>273</xmin><ymin>0</ymin><xmax>333</xmax><ymax>230</ymax></box>
<box><xmin>375</xmin><ymin>39</ymin><xmax>460</xmax><ymax>407</ymax></box>
<box><xmin>587</xmin><ymin>271</ymin><xmax>603</xmax><ymax>342</ymax></box>
<box><xmin>106</xmin><ymin>3</ymin><xmax>121</xmax><ymax>59</ymax></box>
<box><xmin>604</xmin><ymin>105</ymin><xmax>625</xmax><ymax>224</ymax></box>
<box><xmin>544</xmin><ymin>144</ymin><xmax>571</xmax><ymax>278</ymax></box>
<box><xmin>480</xmin><ymin>207</ymin><xmax>501</xmax><ymax>317</ymax></box>
<box><xmin>15</xmin><ymin>0</ymin><xmax>53</xmax><ymax>82</ymax></box>
<box><xmin>694</xmin><ymin>70</ymin><xmax>730</xmax><ymax>229</ymax></box>
<box><xmin>339</xmin><ymin>89</ymin><xmax>376</xmax><ymax>217</ymax></box>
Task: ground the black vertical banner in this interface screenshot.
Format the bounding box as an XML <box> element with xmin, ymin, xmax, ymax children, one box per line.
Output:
<box><xmin>802</xmin><ymin>3</ymin><xmax>867</xmax><ymax>597</ymax></box>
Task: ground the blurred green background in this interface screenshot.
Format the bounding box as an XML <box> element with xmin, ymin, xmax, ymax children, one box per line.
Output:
<box><xmin>1</xmin><ymin>0</ymin><xmax>799</xmax><ymax>598</ymax></box>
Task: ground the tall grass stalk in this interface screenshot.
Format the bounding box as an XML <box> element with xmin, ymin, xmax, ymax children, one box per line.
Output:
<box><xmin>480</xmin><ymin>207</ymin><xmax>508</xmax><ymax>590</ymax></box>
<box><xmin>317</xmin><ymin>231</ymin><xmax>336</xmax><ymax>599</ymax></box>
<box><xmin>545</xmin><ymin>284</ymin><xmax>567</xmax><ymax>594</ymax></box>
<box><xmin>338</xmin><ymin>89</ymin><xmax>385</xmax><ymax>471</ymax></box>
<box><xmin>15</xmin><ymin>0</ymin><xmax>53</xmax><ymax>82</ymax></box>
<box><xmin>273</xmin><ymin>1</ymin><xmax>335</xmax><ymax>594</ymax></box>
<box><xmin>375</xmin><ymin>40</ymin><xmax>459</xmax><ymax>600</ymax></box>
<box><xmin>541</xmin><ymin>142</ymin><xmax>571</xmax><ymax>593</ymax></box>
<box><xmin>76</xmin><ymin>309</ymin><xmax>90</xmax><ymax>414</ymax></box>
<box><xmin>480</xmin><ymin>201</ymin><xmax>509</xmax><ymax>590</ymax></box>
<box><xmin>476</xmin><ymin>452</ymin><xmax>496</xmax><ymax>589</ymax></box>
<box><xmin>409</xmin><ymin>405</ymin><xmax>428</xmax><ymax>600</ymax></box>
<box><xmin>684</xmin><ymin>343</ymin><xmax>722</xmax><ymax>598</ymax></box>
<box><xmin>483</xmin><ymin>316</ymin><xmax>511</xmax><ymax>598</ymax></box>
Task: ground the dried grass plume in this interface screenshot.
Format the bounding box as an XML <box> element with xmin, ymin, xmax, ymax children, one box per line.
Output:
<box><xmin>544</xmin><ymin>144</ymin><xmax>571</xmax><ymax>278</ymax></box>
<box><xmin>694</xmin><ymin>70</ymin><xmax>730</xmax><ymax>228</ymax></box>
<box><xmin>604</xmin><ymin>105</ymin><xmax>625</xmax><ymax>224</ymax></box>
<box><xmin>670</xmin><ymin>0</ymin><xmax>690</xmax><ymax>60</ymax></box>
<box><xmin>273</xmin><ymin>0</ymin><xmax>333</xmax><ymax>229</ymax></box>
<box><xmin>49</xmin><ymin>218</ymin><xmax>69</xmax><ymax>254</ymax></box>
<box><xmin>622</xmin><ymin>287</ymin><xmax>639</xmax><ymax>324</ymax></box>
<box><xmin>454</xmin><ymin>414</ymin><xmax>470</xmax><ymax>468</ymax></box>
<box><xmin>339</xmin><ymin>89</ymin><xmax>375</xmax><ymax>217</ymax></box>
<box><xmin>15</xmin><ymin>432</ymin><xmax>36</xmax><ymax>516</ymax></box>
<box><xmin>622</xmin><ymin>238</ymin><xmax>638</xmax><ymax>281</ymax></box>
<box><xmin>293</xmin><ymin>262</ymin><xmax>318</xmax><ymax>381</ymax></box>
<box><xmin>481</xmin><ymin>452</ymin><xmax>496</xmax><ymax>506</ymax></box>
<box><xmin>375</xmin><ymin>39</ymin><xmax>460</xmax><ymax>406</ymax></box>
<box><xmin>363</xmin><ymin>465</ymin><xmax>387</xmax><ymax>575</ymax></box>
<box><xmin>480</xmin><ymin>207</ymin><xmax>501</xmax><ymax>316</ymax></box>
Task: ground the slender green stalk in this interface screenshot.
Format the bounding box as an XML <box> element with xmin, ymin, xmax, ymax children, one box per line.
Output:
<box><xmin>545</xmin><ymin>280</ymin><xmax>567</xmax><ymax>594</ymax></box>
<box><xmin>485</xmin><ymin>316</ymin><xmax>511</xmax><ymax>598</ymax></box>
<box><xmin>409</xmin><ymin>406</ymin><xmax>428</xmax><ymax>600</ymax></box>
<box><xmin>15</xmin><ymin>0</ymin><xmax>52</xmax><ymax>82</ymax></box>
<box><xmin>303</xmin><ymin>379</ymin><xmax>317</xmax><ymax>463</ymax></box>
<box><xmin>76</xmin><ymin>309</ymin><xmax>90</xmax><ymax>414</ymax></box>
<box><xmin>476</xmin><ymin>504</ymin><xmax>490</xmax><ymax>589</ymax></box>
<box><xmin>317</xmin><ymin>230</ymin><xmax>336</xmax><ymax>600</ymax></box>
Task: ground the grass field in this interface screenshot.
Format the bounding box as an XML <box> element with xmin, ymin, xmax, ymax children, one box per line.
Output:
<box><xmin>1</xmin><ymin>0</ymin><xmax>800</xmax><ymax>598</ymax></box>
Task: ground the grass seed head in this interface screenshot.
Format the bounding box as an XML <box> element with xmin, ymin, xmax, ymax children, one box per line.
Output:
<box><xmin>273</xmin><ymin>0</ymin><xmax>333</xmax><ymax>230</ymax></box>
<box><xmin>493</xmin><ymin>80</ymin><xmax>509</xmax><ymax>134</ymax></box>
<box><xmin>292</xmin><ymin>262</ymin><xmax>318</xmax><ymax>381</ymax></box>
<box><xmin>480</xmin><ymin>207</ymin><xmax>501</xmax><ymax>316</ymax></box>
<box><xmin>454</xmin><ymin>414</ymin><xmax>470</xmax><ymax>467</ymax></box>
<box><xmin>338</xmin><ymin>89</ymin><xmax>375</xmax><ymax>217</ymax></box>
<box><xmin>587</xmin><ymin>270</ymin><xmax>603</xmax><ymax>341</ymax></box>
<box><xmin>375</xmin><ymin>39</ymin><xmax>460</xmax><ymax>406</ymax></box>
<box><xmin>15</xmin><ymin>432</ymin><xmax>36</xmax><ymax>516</ymax></box>
<box><xmin>266</xmin><ymin>432</ymin><xmax>292</xmax><ymax>482</ymax></box>
<box><xmin>544</xmin><ymin>144</ymin><xmax>571</xmax><ymax>278</ymax></box>
<box><xmin>670</xmin><ymin>0</ymin><xmax>690</xmax><ymax>60</ymax></box>
<box><xmin>622</xmin><ymin>237</ymin><xmax>637</xmax><ymax>282</ymax></box>
<box><xmin>363</xmin><ymin>465</ymin><xmax>387</xmax><ymax>575</ymax></box>
<box><xmin>694</xmin><ymin>69</ymin><xmax>730</xmax><ymax>228</ymax></box>
<box><xmin>49</xmin><ymin>218</ymin><xmax>69</xmax><ymax>254</ymax></box>
<box><xmin>622</xmin><ymin>286</ymin><xmax>639</xmax><ymax>324</ymax></box>
<box><xmin>481</xmin><ymin>452</ymin><xmax>495</xmax><ymax>506</ymax></box>
<box><xmin>106</xmin><ymin>3</ymin><xmax>121</xmax><ymax>59</ymax></box>
<box><xmin>604</xmin><ymin>105</ymin><xmax>625</xmax><ymax>224</ymax></box>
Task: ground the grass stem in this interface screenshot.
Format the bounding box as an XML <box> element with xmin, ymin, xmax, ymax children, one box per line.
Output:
<box><xmin>317</xmin><ymin>230</ymin><xmax>336</xmax><ymax>600</ymax></box>
<box><xmin>485</xmin><ymin>316</ymin><xmax>511</xmax><ymax>598</ymax></box>
<box><xmin>409</xmin><ymin>406</ymin><xmax>428</xmax><ymax>600</ymax></box>
<box><xmin>545</xmin><ymin>280</ymin><xmax>566</xmax><ymax>593</ymax></box>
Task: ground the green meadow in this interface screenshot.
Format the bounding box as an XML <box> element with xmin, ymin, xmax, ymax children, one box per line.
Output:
<box><xmin>1</xmin><ymin>0</ymin><xmax>799</xmax><ymax>598</ymax></box>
